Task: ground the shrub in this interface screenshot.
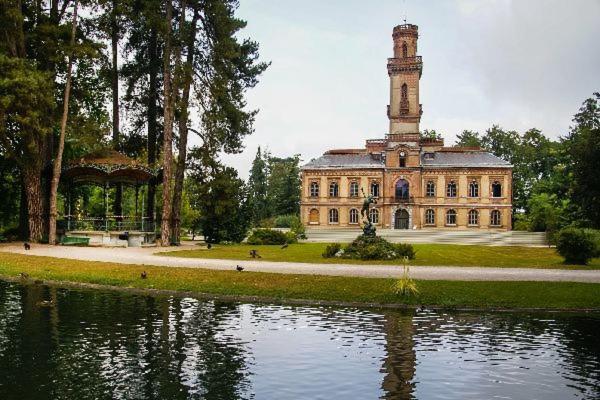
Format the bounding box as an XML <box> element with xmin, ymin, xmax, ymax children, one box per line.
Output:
<box><xmin>392</xmin><ymin>264</ymin><xmax>419</xmax><ymax>297</ymax></box>
<box><xmin>342</xmin><ymin>235</ymin><xmax>415</xmax><ymax>261</ymax></box>
<box><xmin>555</xmin><ymin>227</ymin><xmax>597</xmax><ymax>265</ymax></box>
<box><xmin>274</xmin><ymin>214</ymin><xmax>296</xmax><ymax>228</ymax></box>
<box><xmin>322</xmin><ymin>243</ymin><xmax>342</xmax><ymax>258</ymax></box>
<box><xmin>247</xmin><ymin>228</ymin><xmax>295</xmax><ymax>245</ymax></box>
<box><xmin>289</xmin><ymin>217</ymin><xmax>307</xmax><ymax>239</ymax></box>
<box><xmin>394</xmin><ymin>243</ymin><xmax>416</xmax><ymax>259</ymax></box>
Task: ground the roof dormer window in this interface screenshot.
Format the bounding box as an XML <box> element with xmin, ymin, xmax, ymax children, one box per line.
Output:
<box><xmin>424</xmin><ymin>152</ymin><xmax>434</xmax><ymax>160</ymax></box>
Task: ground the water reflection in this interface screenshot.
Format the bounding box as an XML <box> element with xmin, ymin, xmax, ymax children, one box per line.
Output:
<box><xmin>0</xmin><ymin>280</ymin><xmax>598</xmax><ymax>399</ymax></box>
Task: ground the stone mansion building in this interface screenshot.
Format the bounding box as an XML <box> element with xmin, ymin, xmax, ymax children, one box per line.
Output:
<box><xmin>300</xmin><ymin>24</ymin><xmax>513</xmax><ymax>230</ymax></box>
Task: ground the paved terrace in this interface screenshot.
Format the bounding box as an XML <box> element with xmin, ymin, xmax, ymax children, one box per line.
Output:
<box><xmin>1</xmin><ymin>243</ymin><xmax>599</xmax><ymax>283</ymax></box>
<box><xmin>304</xmin><ymin>228</ymin><xmax>548</xmax><ymax>246</ymax></box>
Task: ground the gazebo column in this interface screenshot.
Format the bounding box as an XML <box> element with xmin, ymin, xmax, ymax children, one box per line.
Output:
<box><xmin>141</xmin><ymin>185</ymin><xmax>145</xmax><ymax>232</ymax></box>
<box><xmin>67</xmin><ymin>185</ymin><xmax>72</xmax><ymax>231</ymax></box>
<box><xmin>135</xmin><ymin>184</ymin><xmax>140</xmax><ymax>229</ymax></box>
<box><xmin>104</xmin><ymin>182</ymin><xmax>109</xmax><ymax>232</ymax></box>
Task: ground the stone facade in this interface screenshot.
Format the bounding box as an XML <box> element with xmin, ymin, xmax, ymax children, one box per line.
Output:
<box><xmin>300</xmin><ymin>24</ymin><xmax>513</xmax><ymax>230</ymax></box>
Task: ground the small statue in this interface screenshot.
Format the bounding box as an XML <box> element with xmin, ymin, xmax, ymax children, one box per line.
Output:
<box><xmin>360</xmin><ymin>188</ymin><xmax>378</xmax><ymax>237</ymax></box>
<box><xmin>361</xmin><ymin>188</ymin><xmax>377</xmax><ymax>219</ymax></box>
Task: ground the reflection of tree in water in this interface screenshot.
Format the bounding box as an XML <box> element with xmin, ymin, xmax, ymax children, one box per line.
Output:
<box><xmin>380</xmin><ymin>311</ymin><xmax>416</xmax><ymax>399</ymax></box>
<box><xmin>0</xmin><ymin>282</ymin><xmax>250</xmax><ymax>400</ymax></box>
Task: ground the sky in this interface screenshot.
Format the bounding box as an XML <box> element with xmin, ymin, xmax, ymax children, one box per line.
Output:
<box><xmin>210</xmin><ymin>0</ymin><xmax>600</xmax><ymax>178</ymax></box>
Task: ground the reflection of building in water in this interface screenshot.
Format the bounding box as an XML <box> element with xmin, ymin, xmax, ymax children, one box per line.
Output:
<box><xmin>381</xmin><ymin>313</ymin><xmax>416</xmax><ymax>399</ymax></box>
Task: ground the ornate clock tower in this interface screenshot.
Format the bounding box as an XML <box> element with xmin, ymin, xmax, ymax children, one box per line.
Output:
<box><xmin>387</xmin><ymin>24</ymin><xmax>423</xmax><ymax>135</ymax></box>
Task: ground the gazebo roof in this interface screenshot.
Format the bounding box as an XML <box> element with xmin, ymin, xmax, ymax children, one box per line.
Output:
<box><xmin>62</xmin><ymin>150</ymin><xmax>159</xmax><ymax>185</ymax></box>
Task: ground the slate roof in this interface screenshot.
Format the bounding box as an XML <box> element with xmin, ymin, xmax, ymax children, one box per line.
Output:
<box><xmin>302</xmin><ymin>150</ymin><xmax>512</xmax><ymax>170</ymax></box>
<box><xmin>421</xmin><ymin>151</ymin><xmax>512</xmax><ymax>168</ymax></box>
<box><xmin>301</xmin><ymin>154</ymin><xmax>384</xmax><ymax>170</ymax></box>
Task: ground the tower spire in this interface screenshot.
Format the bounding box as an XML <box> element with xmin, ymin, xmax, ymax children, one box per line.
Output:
<box><xmin>387</xmin><ymin>23</ymin><xmax>422</xmax><ymax>135</ymax></box>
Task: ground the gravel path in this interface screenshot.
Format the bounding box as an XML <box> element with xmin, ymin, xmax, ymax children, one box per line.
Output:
<box><xmin>1</xmin><ymin>243</ymin><xmax>599</xmax><ymax>283</ymax></box>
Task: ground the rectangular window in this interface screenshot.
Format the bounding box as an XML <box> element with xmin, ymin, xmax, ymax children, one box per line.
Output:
<box><xmin>349</xmin><ymin>181</ymin><xmax>359</xmax><ymax>197</ymax></box>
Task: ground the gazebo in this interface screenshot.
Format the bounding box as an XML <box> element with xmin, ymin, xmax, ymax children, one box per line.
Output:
<box><xmin>57</xmin><ymin>150</ymin><xmax>160</xmax><ymax>247</ymax></box>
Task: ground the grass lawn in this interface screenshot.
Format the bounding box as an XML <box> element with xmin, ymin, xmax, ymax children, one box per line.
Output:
<box><xmin>165</xmin><ymin>242</ymin><xmax>600</xmax><ymax>270</ymax></box>
<box><xmin>0</xmin><ymin>252</ymin><xmax>598</xmax><ymax>310</ymax></box>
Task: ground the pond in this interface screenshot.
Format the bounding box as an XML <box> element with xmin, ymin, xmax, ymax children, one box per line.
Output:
<box><xmin>0</xmin><ymin>280</ymin><xmax>598</xmax><ymax>399</ymax></box>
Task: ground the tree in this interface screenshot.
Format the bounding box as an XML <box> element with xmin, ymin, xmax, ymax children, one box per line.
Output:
<box><xmin>420</xmin><ymin>129</ymin><xmax>441</xmax><ymax>140</ymax></box>
<box><xmin>247</xmin><ymin>147</ymin><xmax>269</xmax><ymax>225</ymax></box>
<box><xmin>171</xmin><ymin>2</ymin><xmax>200</xmax><ymax>244</ymax></box>
<box><xmin>190</xmin><ymin>165</ymin><xmax>249</xmax><ymax>244</ymax></box>
<box><xmin>160</xmin><ymin>0</ymin><xmax>175</xmax><ymax>245</ymax></box>
<box><xmin>267</xmin><ymin>155</ymin><xmax>301</xmax><ymax>216</ymax></box>
<box><xmin>565</xmin><ymin>92</ymin><xmax>600</xmax><ymax>227</ymax></box>
<box><xmin>48</xmin><ymin>0</ymin><xmax>79</xmax><ymax>245</ymax></box>
<box><xmin>455</xmin><ymin>130</ymin><xmax>482</xmax><ymax>147</ymax></box>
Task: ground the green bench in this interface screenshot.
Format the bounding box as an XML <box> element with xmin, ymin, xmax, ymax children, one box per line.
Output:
<box><xmin>60</xmin><ymin>236</ymin><xmax>90</xmax><ymax>246</ymax></box>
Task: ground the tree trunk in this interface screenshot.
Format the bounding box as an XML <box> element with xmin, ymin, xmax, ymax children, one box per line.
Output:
<box><xmin>171</xmin><ymin>9</ymin><xmax>198</xmax><ymax>244</ymax></box>
<box><xmin>160</xmin><ymin>0</ymin><xmax>174</xmax><ymax>246</ymax></box>
<box><xmin>48</xmin><ymin>0</ymin><xmax>78</xmax><ymax>245</ymax></box>
<box><xmin>22</xmin><ymin>164</ymin><xmax>44</xmax><ymax>242</ymax></box>
<box><xmin>146</xmin><ymin>25</ymin><xmax>159</xmax><ymax>224</ymax></box>
<box><xmin>19</xmin><ymin>177</ymin><xmax>29</xmax><ymax>240</ymax></box>
<box><xmin>111</xmin><ymin>0</ymin><xmax>122</xmax><ymax>218</ymax></box>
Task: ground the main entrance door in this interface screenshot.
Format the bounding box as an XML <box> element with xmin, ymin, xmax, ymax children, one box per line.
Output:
<box><xmin>395</xmin><ymin>209</ymin><xmax>409</xmax><ymax>229</ymax></box>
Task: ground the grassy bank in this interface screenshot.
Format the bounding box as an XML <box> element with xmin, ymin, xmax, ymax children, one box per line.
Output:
<box><xmin>165</xmin><ymin>243</ymin><xmax>600</xmax><ymax>269</ymax></box>
<box><xmin>0</xmin><ymin>252</ymin><xmax>598</xmax><ymax>310</ymax></box>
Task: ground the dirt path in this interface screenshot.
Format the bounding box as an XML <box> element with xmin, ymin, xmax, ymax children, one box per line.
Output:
<box><xmin>1</xmin><ymin>243</ymin><xmax>599</xmax><ymax>283</ymax></box>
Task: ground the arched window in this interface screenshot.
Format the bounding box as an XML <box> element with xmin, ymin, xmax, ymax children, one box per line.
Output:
<box><xmin>309</xmin><ymin>182</ymin><xmax>319</xmax><ymax>197</ymax></box>
<box><xmin>469</xmin><ymin>180</ymin><xmax>479</xmax><ymax>198</ymax></box>
<box><xmin>309</xmin><ymin>209</ymin><xmax>319</xmax><ymax>224</ymax></box>
<box><xmin>491</xmin><ymin>181</ymin><xmax>502</xmax><ymax>198</ymax></box>
<box><xmin>402</xmin><ymin>42</ymin><xmax>408</xmax><ymax>58</ymax></box>
<box><xmin>369</xmin><ymin>208</ymin><xmax>379</xmax><ymax>224</ymax></box>
<box><xmin>349</xmin><ymin>209</ymin><xmax>359</xmax><ymax>224</ymax></box>
<box><xmin>349</xmin><ymin>181</ymin><xmax>359</xmax><ymax>197</ymax></box>
<box><xmin>426</xmin><ymin>181</ymin><xmax>435</xmax><ymax>197</ymax></box>
<box><xmin>370</xmin><ymin>182</ymin><xmax>380</xmax><ymax>197</ymax></box>
<box><xmin>446</xmin><ymin>180</ymin><xmax>457</xmax><ymax>197</ymax></box>
<box><xmin>425</xmin><ymin>209</ymin><xmax>435</xmax><ymax>225</ymax></box>
<box><xmin>329</xmin><ymin>181</ymin><xmax>339</xmax><ymax>197</ymax></box>
<box><xmin>468</xmin><ymin>209</ymin><xmax>479</xmax><ymax>225</ymax></box>
<box><xmin>401</xmin><ymin>83</ymin><xmax>408</xmax><ymax>102</ymax></box>
<box><xmin>395</xmin><ymin>179</ymin><xmax>410</xmax><ymax>199</ymax></box>
<box><xmin>490</xmin><ymin>210</ymin><xmax>501</xmax><ymax>226</ymax></box>
<box><xmin>328</xmin><ymin>208</ymin><xmax>339</xmax><ymax>224</ymax></box>
<box><xmin>399</xmin><ymin>151</ymin><xmax>406</xmax><ymax>167</ymax></box>
<box><xmin>446</xmin><ymin>209</ymin><xmax>457</xmax><ymax>225</ymax></box>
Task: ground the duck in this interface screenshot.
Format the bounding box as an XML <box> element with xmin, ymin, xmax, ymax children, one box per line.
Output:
<box><xmin>140</xmin><ymin>271</ymin><xmax>148</xmax><ymax>279</ymax></box>
<box><xmin>37</xmin><ymin>300</ymin><xmax>55</xmax><ymax>308</ymax></box>
<box><xmin>236</xmin><ymin>265</ymin><xmax>244</xmax><ymax>272</ymax></box>
<box><xmin>18</xmin><ymin>272</ymin><xmax>30</xmax><ymax>280</ymax></box>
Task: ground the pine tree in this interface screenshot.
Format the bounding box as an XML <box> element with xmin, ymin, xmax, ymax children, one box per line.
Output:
<box><xmin>248</xmin><ymin>147</ymin><xmax>269</xmax><ymax>225</ymax></box>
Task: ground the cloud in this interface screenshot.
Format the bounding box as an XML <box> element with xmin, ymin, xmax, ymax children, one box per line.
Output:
<box><xmin>218</xmin><ymin>0</ymin><xmax>600</xmax><ymax>178</ymax></box>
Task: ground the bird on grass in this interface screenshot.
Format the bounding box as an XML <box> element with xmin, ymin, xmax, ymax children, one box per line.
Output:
<box><xmin>249</xmin><ymin>250</ymin><xmax>261</xmax><ymax>258</ymax></box>
<box><xmin>207</xmin><ymin>243</ymin><xmax>212</xmax><ymax>249</ymax></box>
<box><xmin>236</xmin><ymin>265</ymin><xmax>244</xmax><ymax>272</ymax></box>
<box><xmin>19</xmin><ymin>272</ymin><xmax>29</xmax><ymax>280</ymax></box>
<box><xmin>140</xmin><ymin>271</ymin><xmax>148</xmax><ymax>279</ymax></box>
<box><xmin>280</xmin><ymin>243</ymin><xmax>288</xmax><ymax>249</ymax></box>
<box><xmin>23</xmin><ymin>242</ymin><xmax>31</xmax><ymax>250</ymax></box>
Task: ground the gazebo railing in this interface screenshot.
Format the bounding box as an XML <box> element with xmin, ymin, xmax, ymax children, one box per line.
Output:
<box><xmin>58</xmin><ymin>215</ymin><xmax>156</xmax><ymax>232</ymax></box>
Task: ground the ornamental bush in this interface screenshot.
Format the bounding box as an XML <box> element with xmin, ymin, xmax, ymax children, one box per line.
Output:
<box><xmin>322</xmin><ymin>243</ymin><xmax>342</xmax><ymax>258</ymax></box>
<box><xmin>555</xmin><ymin>227</ymin><xmax>597</xmax><ymax>265</ymax></box>
<box><xmin>341</xmin><ymin>235</ymin><xmax>415</xmax><ymax>261</ymax></box>
<box><xmin>246</xmin><ymin>228</ymin><xmax>297</xmax><ymax>245</ymax></box>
